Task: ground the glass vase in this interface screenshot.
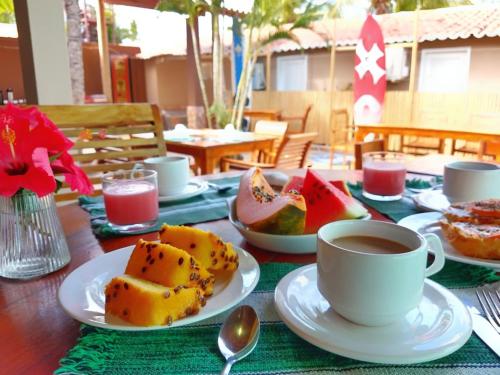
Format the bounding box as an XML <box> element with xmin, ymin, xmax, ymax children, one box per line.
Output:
<box><xmin>0</xmin><ymin>190</ymin><xmax>70</xmax><ymax>280</ymax></box>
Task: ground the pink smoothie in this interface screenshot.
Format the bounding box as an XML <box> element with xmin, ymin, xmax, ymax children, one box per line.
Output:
<box><xmin>363</xmin><ymin>161</ymin><xmax>406</xmax><ymax>196</ymax></box>
<box><xmin>104</xmin><ymin>181</ymin><xmax>158</xmax><ymax>225</ymax></box>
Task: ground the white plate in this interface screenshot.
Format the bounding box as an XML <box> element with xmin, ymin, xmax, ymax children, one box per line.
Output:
<box><xmin>158</xmin><ymin>180</ymin><xmax>208</xmax><ymax>202</ymax></box>
<box><xmin>274</xmin><ymin>264</ymin><xmax>472</xmax><ymax>364</ymax></box>
<box><xmin>412</xmin><ymin>189</ymin><xmax>450</xmax><ymax>212</ymax></box>
<box><xmin>227</xmin><ymin>197</ymin><xmax>371</xmax><ymax>254</ymax></box>
<box><xmin>58</xmin><ymin>245</ymin><xmax>259</xmax><ymax>331</ymax></box>
<box><xmin>398</xmin><ymin>212</ymin><xmax>500</xmax><ymax>270</ymax></box>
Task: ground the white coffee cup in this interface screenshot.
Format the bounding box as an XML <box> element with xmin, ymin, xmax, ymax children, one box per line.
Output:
<box><xmin>141</xmin><ymin>156</ymin><xmax>189</xmax><ymax>196</ymax></box>
<box><xmin>443</xmin><ymin>161</ymin><xmax>500</xmax><ymax>203</ymax></box>
<box><xmin>317</xmin><ymin>220</ymin><xmax>445</xmax><ymax>326</ymax></box>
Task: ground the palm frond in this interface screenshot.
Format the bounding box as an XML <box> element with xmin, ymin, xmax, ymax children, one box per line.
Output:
<box><xmin>258</xmin><ymin>29</ymin><xmax>300</xmax><ymax>49</ymax></box>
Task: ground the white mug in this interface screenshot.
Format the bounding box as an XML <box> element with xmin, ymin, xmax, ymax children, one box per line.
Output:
<box><xmin>140</xmin><ymin>156</ymin><xmax>189</xmax><ymax>196</ymax></box>
<box><xmin>317</xmin><ymin>220</ymin><xmax>445</xmax><ymax>326</ymax></box>
<box><xmin>443</xmin><ymin>161</ymin><xmax>500</xmax><ymax>203</ymax></box>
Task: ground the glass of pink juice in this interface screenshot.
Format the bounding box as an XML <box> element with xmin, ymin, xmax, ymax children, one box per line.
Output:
<box><xmin>363</xmin><ymin>152</ymin><xmax>407</xmax><ymax>201</ymax></box>
<box><xmin>102</xmin><ymin>169</ymin><xmax>159</xmax><ymax>233</ymax></box>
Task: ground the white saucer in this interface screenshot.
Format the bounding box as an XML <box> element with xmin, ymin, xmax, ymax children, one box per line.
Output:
<box><xmin>412</xmin><ymin>189</ymin><xmax>450</xmax><ymax>212</ymax></box>
<box><xmin>58</xmin><ymin>245</ymin><xmax>259</xmax><ymax>331</ymax></box>
<box><xmin>158</xmin><ymin>180</ymin><xmax>208</xmax><ymax>202</ymax></box>
<box><xmin>398</xmin><ymin>212</ymin><xmax>500</xmax><ymax>270</ymax></box>
<box><xmin>227</xmin><ymin>197</ymin><xmax>371</xmax><ymax>254</ymax></box>
<box><xmin>274</xmin><ymin>264</ymin><xmax>472</xmax><ymax>364</ymax></box>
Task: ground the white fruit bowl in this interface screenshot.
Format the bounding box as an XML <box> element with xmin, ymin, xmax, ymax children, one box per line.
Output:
<box><xmin>227</xmin><ymin>197</ymin><xmax>371</xmax><ymax>254</ymax></box>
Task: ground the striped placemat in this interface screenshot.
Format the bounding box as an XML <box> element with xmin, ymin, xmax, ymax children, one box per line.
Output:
<box><xmin>56</xmin><ymin>261</ymin><xmax>500</xmax><ymax>375</ymax></box>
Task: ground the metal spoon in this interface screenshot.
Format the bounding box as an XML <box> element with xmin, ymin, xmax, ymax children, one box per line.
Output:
<box><xmin>208</xmin><ymin>182</ymin><xmax>234</xmax><ymax>194</ymax></box>
<box><xmin>218</xmin><ymin>305</ymin><xmax>260</xmax><ymax>375</ymax></box>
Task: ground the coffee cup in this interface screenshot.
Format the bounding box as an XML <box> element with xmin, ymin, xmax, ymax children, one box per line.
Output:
<box><xmin>140</xmin><ymin>156</ymin><xmax>190</xmax><ymax>196</ymax></box>
<box><xmin>443</xmin><ymin>161</ymin><xmax>500</xmax><ymax>203</ymax></box>
<box><xmin>317</xmin><ymin>220</ymin><xmax>445</xmax><ymax>326</ymax></box>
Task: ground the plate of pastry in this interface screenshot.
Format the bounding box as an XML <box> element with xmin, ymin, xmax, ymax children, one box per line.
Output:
<box><xmin>58</xmin><ymin>225</ymin><xmax>260</xmax><ymax>330</ymax></box>
<box><xmin>398</xmin><ymin>199</ymin><xmax>500</xmax><ymax>269</ymax></box>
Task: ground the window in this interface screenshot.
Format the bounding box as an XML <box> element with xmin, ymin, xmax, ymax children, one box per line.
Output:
<box><xmin>276</xmin><ymin>55</ymin><xmax>308</xmax><ymax>91</ymax></box>
<box><xmin>418</xmin><ymin>47</ymin><xmax>471</xmax><ymax>92</ymax></box>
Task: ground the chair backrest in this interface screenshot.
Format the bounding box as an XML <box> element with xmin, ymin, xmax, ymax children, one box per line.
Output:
<box><xmin>38</xmin><ymin>104</ymin><xmax>166</xmax><ymax>201</ymax></box>
<box><xmin>300</xmin><ymin>105</ymin><xmax>313</xmax><ymax>133</ymax></box>
<box><xmin>330</xmin><ymin>108</ymin><xmax>351</xmax><ymax>145</ymax></box>
<box><xmin>254</xmin><ymin>120</ymin><xmax>288</xmax><ymax>137</ymax></box>
<box><xmin>354</xmin><ymin>139</ymin><xmax>385</xmax><ymax>170</ymax></box>
<box><xmin>274</xmin><ymin>132</ymin><xmax>317</xmax><ymax>169</ymax></box>
<box><xmin>281</xmin><ymin>104</ymin><xmax>313</xmax><ymax>134</ymax></box>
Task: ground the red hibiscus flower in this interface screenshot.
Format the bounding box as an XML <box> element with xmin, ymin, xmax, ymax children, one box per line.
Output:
<box><xmin>0</xmin><ymin>104</ymin><xmax>93</xmax><ymax>197</ymax></box>
<box><xmin>50</xmin><ymin>152</ymin><xmax>94</xmax><ymax>195</ymax></box>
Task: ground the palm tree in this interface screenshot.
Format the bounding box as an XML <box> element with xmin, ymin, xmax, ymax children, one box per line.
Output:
<box><xmin>157</xmin><ymin>0</ymin><xmax>212</xmax><ymax>128</ymax></box>
<box><xmin>210</xmin><ymin>0</ymin><xmax>225</xmax><ymax>126</ymax></box>
<box><xmin>231</xmin><ymin>0</ymin><xmax>324</xmax><ymax>129</ymax></box>
<box><xmin>64</xmin><ymin>0</ymin><xmax>85</xmax><ymax>104</ymax></box>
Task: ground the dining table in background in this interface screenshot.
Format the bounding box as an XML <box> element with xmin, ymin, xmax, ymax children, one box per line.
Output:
<box><xmin>355</xmin><ymin>124</ymin><xmax>500</xmax><ymax>160</ymax></box>
<box><xmin>0</xmin><ymin>167</ymin><xmax>484</xmax><ymax>374</ymax></box>
<box><xmin>137</xmin><ymin>129</ymin><xmax>277</xmax><ymax>175</ymax></box>
<box><xmin>404</xmin><ymin>153</ymin><xmax>483</xmax><ymax>176</ymax></box>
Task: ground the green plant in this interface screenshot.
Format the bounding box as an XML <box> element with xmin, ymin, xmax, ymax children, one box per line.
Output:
<box><xmin>231</xmin><ymin>0</ymin><xmax>324</xmax><ymax>129</ymax></box>
<box><xmin>0</xmin><ymin>0</ymin><xmax>14</xmax><ymax>24</ymax></box>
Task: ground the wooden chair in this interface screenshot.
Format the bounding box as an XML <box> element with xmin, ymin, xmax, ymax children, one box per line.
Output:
<box><xmin>244</xmin><ymin>109</ymin><xmax>282</xmax><ymax>131</ymax></box>
<box><xmin>354</xmin><ymin>139</ymin><xmax>385</xmax><ymax>170</ymax></box>
<box><xmin>281</xmin><ymin>105</ymin><xmax>312</xmax><ymax>134</ymax></box>
<box><xmin>38</xmin><ymin>104</ymin><xmax>166</xmax><ymax>202</ymax></box>
<box><xmin>221</xmin><ymin>132</ymin><xmax>317</xmax><ymax>171</ymax></box>
<box><xmin>329</xmin><ymin>108</ymin><xmax>353</xmax><ymax>168</ymax></box>
<box><xmin>253</xmin><ymin>120</ymin><xmax>288</xmax><ymax>163</ymax></box>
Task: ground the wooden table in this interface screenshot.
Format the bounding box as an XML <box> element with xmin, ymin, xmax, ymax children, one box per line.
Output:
<box><xmin>355</xmin><ymin>125</ymin><xmax>500</xmax><ymax>143</ymax></box>
<box><xmin>0</xmin><ymin>169</ymin><xmax>427</xmax><ymax>374</ymax></box>
<box><xmin>404</xmin><ymin>153</ymin><xmax>478</xmax><ymax>176</ymax></box>
<box><xmin>355</xmin><ymin>125</ymin><xmax>500</xmax><ymax>159</ymax></box>
<box><xmin>138</xmin><ymin>129</ymin><xmax>276</xmax><ymax>175</ymax></box>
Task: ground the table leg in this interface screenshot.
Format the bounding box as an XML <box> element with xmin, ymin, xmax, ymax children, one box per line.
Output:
<box><xmin>199</xmin><ymin>153</ymin><xmax>216</xmax><ymax>175</ymax></box>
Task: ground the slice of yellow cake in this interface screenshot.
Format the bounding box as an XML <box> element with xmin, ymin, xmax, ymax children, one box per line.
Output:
<box><xmin>125</xmin><ymin>239</ymin><xmax>215</xmax><ymax>296</ymax></box>
<box><xmin>159</xmin><ymin>224</ymin><xmax>239</xmax><ymax>272</ymax></box>
<box><xmin>104</xmin><ymin>275</ymin><xmax>204</xmax><ymax>326</ymax></box>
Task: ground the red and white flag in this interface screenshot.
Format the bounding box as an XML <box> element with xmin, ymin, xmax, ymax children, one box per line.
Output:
<box><xmin>354</xmin><ymin>15</ymin><xmax>386</xmax><ymax>125</ymax></box>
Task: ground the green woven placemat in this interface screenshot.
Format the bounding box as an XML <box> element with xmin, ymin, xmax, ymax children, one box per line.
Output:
<box><xmin>347</xmin><ymin>180</ymin><xmax>430</xmax><ymax>222</ymax></box>
<box><xmin>79</xmin><ymin>177</ymin><xmax>240</xmax><ymax>238</ymax></box>
<box><xmin>56</xmin><ymin>262</ymin><xmax>500</xmax><ymax>375</ymax></box>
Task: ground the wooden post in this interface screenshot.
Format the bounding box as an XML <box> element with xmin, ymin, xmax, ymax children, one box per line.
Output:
<box><xmin>186</xmin><ymin>18</ymin><xmax>202</xmax><ymax>106</ymax></box>
<box><xmin>265</xmin><ymin>52</ymin><xmax>272</xmax><ymax>92</ymax></box>
<box><xmin>408</xmin><ymin>10</ymin><xmax>420</xmax><ymax>126</ymax></box>
<box><xmin>96</xmin><ymin>0</ymin><xmax>112</xmax><ymax>102</ymax></box>
<box><xmin>14</xmin><ymin>0</ymin><xmax>73</xmax><ymax>104</ymax></box>
<box><xmin>327</xmin><ymin>21</ymin><xmax>337</xmax><ymax>168</ymax></box>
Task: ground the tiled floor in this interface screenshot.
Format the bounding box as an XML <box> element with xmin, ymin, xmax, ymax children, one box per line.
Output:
<box><xmin>307</xmin><ymin>145</ymin><xmax>354</xmax><ymax>170</ymax></box>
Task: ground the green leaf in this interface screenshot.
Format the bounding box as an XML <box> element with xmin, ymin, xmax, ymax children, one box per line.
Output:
<box><xmin>55</xmin><ymin>179</ymin><xmax>64</xmax><ymax>194</ymax></box>
<box><xmin>49</xmin><ymin>152</ymin><xmax>62</xmax><ymax>162</ymax></box>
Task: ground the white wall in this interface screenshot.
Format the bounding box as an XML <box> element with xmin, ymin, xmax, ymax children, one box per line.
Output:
<box><xmin>25</xmin><ymin>0</ymin><xmax>73</xmax><ymax>104</ymax></box>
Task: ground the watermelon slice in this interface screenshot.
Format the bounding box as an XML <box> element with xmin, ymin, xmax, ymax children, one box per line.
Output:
<box><xmin>282</xmin><ymin>176</ymin><xmax>304</xmax><ymax>195</ymax></box>
<box><xmin>301</xmin><ymin>169</ymin><xmax>368</xmax><ymax>233</ymax></box>
<box><xmin>329</xmin><ymin>180</ymin><xmax>352</xmax><ymax>197</ymax></box>
<box><xmin>282</xmin><ymin>176</ymin><xmax>352</xmax><ymax>197</ymax></box>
